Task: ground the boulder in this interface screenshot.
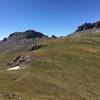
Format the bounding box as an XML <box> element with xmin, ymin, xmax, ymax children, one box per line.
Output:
<box><xmin>8</xmin><ymin>55</ymin><xmax>32</xmax><ymax>67</ymax></box>
<box><xmin>31</xmin><ymin>44</ymin><xmax>43</xmax><ymax>50</ymax></box>
<box><xmin>51</xmin><ymin>35</ymin><xmax>57</xmax><ymax>38</ymax></box>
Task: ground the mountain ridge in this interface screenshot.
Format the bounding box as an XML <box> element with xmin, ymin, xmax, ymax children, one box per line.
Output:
<box><xmin>0</xmin><ymin>30</ymin><xmax>49</xmax><ymax>53</ymax></box>
<box><xmin>2</xmin><ymin>30</ymin><xmax>48</xmax><ymax>41</ymax></box>
<box><xmin>69</xmin><ymin>21</ymin><xmax>100</xmax><ymax>36</ymax></box>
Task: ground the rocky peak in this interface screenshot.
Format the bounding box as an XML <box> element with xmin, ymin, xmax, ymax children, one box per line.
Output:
<box><xmin>0</xmin><ymin>29</ymin><xmax>48</xmax><ymax>52</ymax></box>
<box><xmin>75</xmin><ymin>21</ymin><xmax>100</xmax><ymax>32</ymax></box>
<box><xmin>8</xmin><ymin>30</ymin><xmax>47</xmax><ymax>40</ymax></box>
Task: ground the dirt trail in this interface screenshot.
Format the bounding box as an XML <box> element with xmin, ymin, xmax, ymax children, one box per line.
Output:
<box><xmin>16</xmin><ymin>69</ymin><xmax>30</xmax><ymax>82</ymax></box>
<box><xmin>0</xmin><ymin>65</ymin><xmax>30</xmax><ymax>82</ymax></box>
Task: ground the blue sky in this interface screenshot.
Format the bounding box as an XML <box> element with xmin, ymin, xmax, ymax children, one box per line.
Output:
<box><xmin>0</xmin><ymin>0</ymin><xmax>100</xmax><ymax>39</ymax></box>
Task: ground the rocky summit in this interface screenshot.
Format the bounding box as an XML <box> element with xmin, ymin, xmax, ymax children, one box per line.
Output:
<box><xmin>69</xmin><ymin>21</ymin><xmax>100</xmax><ymax>36</ymax></box>
<box><xmin>4</xmin><ymin>30</ymin><xmax>47</xmax><ymax>41</ymax></box>
<box><xmin>0</xmin><ymin>30</ymin><xmax>48</xmax><ymax>52</ymax></box>
<box><xmin>75</xmin><ymin>21</ymin><xmax>100</xmax><ymax>32</ymax></box>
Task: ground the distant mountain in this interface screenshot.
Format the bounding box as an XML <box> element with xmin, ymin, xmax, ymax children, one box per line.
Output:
<box><xmin>0</xmin><ymin>30</ymin><xmax>48</xmax><ymax>52</ymax></box>
<box><xmin>69</xmin><ymin>21</ymin><xmax>100</xmax><ymax>36</ymax></box>
<box><xmin>3</xmin><ymin>30</ymin><xmax>48</xmax><ymax>41</ymax></box>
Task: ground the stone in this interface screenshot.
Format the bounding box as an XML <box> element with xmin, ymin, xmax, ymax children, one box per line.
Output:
<box><xmin>51</xmin><ymin>35</ymin><xmax>57</xmax><ymax>38</ymax></box>
<box><xmin>8</xmin><ymin>55</ymin><xmax>32</xmax><ymax>67</ymax></box>
<box><xmin>31</xmin><ymin>44</ymin><xmax>43</xmax><ymax>50</ymax></box>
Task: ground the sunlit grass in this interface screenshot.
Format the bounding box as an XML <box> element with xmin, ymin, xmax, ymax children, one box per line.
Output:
<box><xmin>0</xmin><ymin>33</ymin><xmax>100</xmax><ymax>99</ymax></box>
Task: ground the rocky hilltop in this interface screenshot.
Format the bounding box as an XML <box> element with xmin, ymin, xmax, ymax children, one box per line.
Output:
<box><xmin>75</xmin><ymin>21</ymin><xmax>100</xmax><ymax>32</ymax></box>
<box><xmin>2</xmin><ymin>30</ymin><xmax>47</xmax><ymax>41</ymax></box>
<box><xmin>69</xmin><ymin>21</ymin><xmax>100</xmax><ymax>36</ymax></box>
<box><xmin>0</xmin><ymin>30</ymin><xmax>48</xmax><ymax>52</ymax></box>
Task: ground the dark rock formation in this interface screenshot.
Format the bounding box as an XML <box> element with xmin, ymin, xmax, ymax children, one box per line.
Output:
<box><xmin>75</xmin><ymin>21</ymin><xmax>100</xmax><ymax>32</ymax></box>
<box><xmin>2</xmin><ymin>38</ymin><xmax>8</xmax><ymax>42</ymax></box>
<box><xmin>8</xmin><ymin>30</ymin><xmax>47</xmax><ymax>40</ymax></box>
<box><xmin>51</xmin><ymin>35</ymin><xmax>57</xmax><ymax>39</ymax></box>
<box><xmin>0</xmin><ymin>29</ymin><xmax>48</xmax><ymax>52</ymax></box>
<box><xmin>94</xmin><ymin>21</ymin><xmax>100</xmax><ymax>28</ymax></box>
<box><xmin>8</xmin><ymin>55</ymin><xmax>32</xmax><ymax>67</ymax></box>
<box><xmin>13</xmin><ymin>55</ymin><xmax>31</xmax><ymax>63</ymax></box>
<box><xmin>31</xmin><ymin>44</ymin><xmax>43</xmax><ymax>51</ymax></box>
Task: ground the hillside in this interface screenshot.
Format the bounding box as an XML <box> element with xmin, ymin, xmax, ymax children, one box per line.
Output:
<box><xmin>0</xmin><ymin>31</ymin><xmax>100</xmax><ymax>100</ymax></box>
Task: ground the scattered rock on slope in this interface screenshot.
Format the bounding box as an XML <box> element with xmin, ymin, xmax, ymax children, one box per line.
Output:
<box><xmin>31</xmin><ymin>44</ymin><xmax>43</xmax><ymax>50</ymax></box>
<box><xmin>8</xmin><ymin>55</ymin><xmax>32</xmax><ymax>67</ymax></box>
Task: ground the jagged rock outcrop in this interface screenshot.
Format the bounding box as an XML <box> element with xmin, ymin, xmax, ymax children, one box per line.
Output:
<box><xmin>7</xmin><ymin>55</ymin><xmax>32</xmax><ymax>67</ymax></box>
<box><xmin>51</xmin><ymin>35</ymin><xmax>57</xmax><ymax>39</ymax></box>
<box><xmin>68</xmin><ymin>21</ymin><xmax>100</xmax><ymax>36</ymax></box>
<box><xmin>75</xmin><ymin>21</ymin><xmax>100</xmax><ymax>32</ymax></box>
<box><xmin>31</xmin><ymin>44</ymin><xmax>43</xmax><ymax>51</ymax></box>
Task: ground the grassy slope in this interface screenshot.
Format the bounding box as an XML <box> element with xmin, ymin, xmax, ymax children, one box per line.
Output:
<box><xmin>0</xmin><ymin>33</ymin><xmax>100</xmax><ymax>100</ymax></box>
